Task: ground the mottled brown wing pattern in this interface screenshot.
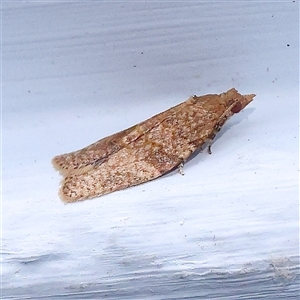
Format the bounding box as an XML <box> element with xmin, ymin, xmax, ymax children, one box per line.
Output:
<box><xmin>52</xmin><ymin>126</ymin><xmax>135</xmax><ymax>175</ymax></box>
<box><xmin>52</xmin><ymin>102</ymin><xmax>187</xmax><ymax>175</ymax></box>
<box><xmin>53</xmin><ymin>88</ymin><xmax>255</xmax><ymax>202</ymax></box>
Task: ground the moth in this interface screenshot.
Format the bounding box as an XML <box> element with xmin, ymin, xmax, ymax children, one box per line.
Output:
<box><xmin>52</xmin><ymin>88</ymin><xmax>255</xmax><ymax>202</ymax></box>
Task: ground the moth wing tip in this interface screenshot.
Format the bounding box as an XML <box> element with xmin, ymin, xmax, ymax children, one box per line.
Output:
<box><xmin>52</xmin><ymin>155</ymin><xmax>73</xmax><ymax>176</ymax></box>
<box><xmin>52</xmin><ymin>156</ymin><xmax>61</xmax><ymax>170</ymax></box>
<box><xmin>59</xmin><ymin>187</ymin><xmax>78</xmax><ymax>204</ymax></box>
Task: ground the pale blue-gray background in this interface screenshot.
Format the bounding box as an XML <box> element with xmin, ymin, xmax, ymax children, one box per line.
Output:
<box><xmin>2</xmin><ymin>1</ymin><xmax>299</xmax><ymax>299</ymax></box>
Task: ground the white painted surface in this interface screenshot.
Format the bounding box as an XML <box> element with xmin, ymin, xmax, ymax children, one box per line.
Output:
<box><xmin>2</xmin><ymin>1</ymin><xmax>299</xmax><ymax>299</ymax></box>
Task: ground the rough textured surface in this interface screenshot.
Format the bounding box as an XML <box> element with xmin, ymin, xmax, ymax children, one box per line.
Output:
<box><xmin>53</xmin><ymin>88</ymin><xmax>255</xmax><ymax>202</ymax></box>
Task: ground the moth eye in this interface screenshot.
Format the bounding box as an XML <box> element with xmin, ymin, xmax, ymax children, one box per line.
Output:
<box><xmin>231</xmin><ymin>101</ymin><xmax>242</xmax><ymax>113</ymax></box>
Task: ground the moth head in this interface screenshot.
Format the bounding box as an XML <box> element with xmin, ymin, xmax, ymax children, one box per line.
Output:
<box><xmin>224</xmin><ymin>88</ymin><xmax>255</xmax><ymax>114</ymax></box>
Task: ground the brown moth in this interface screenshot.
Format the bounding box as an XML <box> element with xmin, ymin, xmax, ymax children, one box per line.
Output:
<box><xmin>52</xmin><ymin>88</ymin><xmax>255</xmax><ymax>202</ymax></box>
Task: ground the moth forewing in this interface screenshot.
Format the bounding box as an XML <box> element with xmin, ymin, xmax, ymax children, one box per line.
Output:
<box><xmin>53</xmin><ymin>88</ymin><xmax>255</xmax><ymax>202</ymax></box>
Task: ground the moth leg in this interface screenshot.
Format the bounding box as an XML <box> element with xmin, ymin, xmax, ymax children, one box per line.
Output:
<box><xmin>208</xmin><ymin>143</ymin><xmax>213</xmax><ymax>155</ymax></box>
<box><xmin>177</xmin><ymin>148</ymin><xmax>195</xmax><ymax>175</ymax></box>
<box><xmin>207</xmin><ymin>130</ymin><xmax>218</xmax><ymax>155</ymax></box>
<box><xmin>178</xmin><ymin>162</ymin><xmax>185</xmax><ymax>176</ymax></box>
<box><xmin>207</xmin><ymin>113</ymin><xmax>229</xmax><ymax>154</ymax></box>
